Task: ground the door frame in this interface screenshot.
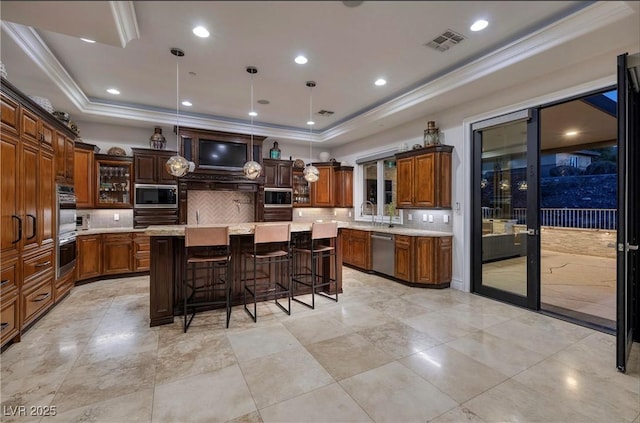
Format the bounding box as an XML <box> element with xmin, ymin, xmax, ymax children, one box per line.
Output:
<box><xmin>471</xmin><ymin>109</ymin><xmax>540</xmax><ymax>310</ymax></box>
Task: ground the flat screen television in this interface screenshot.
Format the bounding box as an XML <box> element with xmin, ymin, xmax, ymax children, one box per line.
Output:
<box><xmin>198</xmin><ymin>139</ymin><xmax>247</xmax><ymax>170</ymax></box>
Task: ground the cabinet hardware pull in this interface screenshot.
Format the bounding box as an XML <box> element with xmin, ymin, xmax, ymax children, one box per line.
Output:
<box><xmin>32</xmin><ymin>293</ymin><xmax>50</xmax><ymax>302</ymax></box>
<box><xmin>0</xmin><ymin>279</ymin><xmax>9</xmax><ymax>287</ymax></box>
<box><xmin>1</xmin><ymin>323</ymin><xmax>8</xmax><ymax>331</ymax></box>
<box><xmin>35</xmin><ymin>261</ymin><xmax>51</xmax><ymax>267</ymax></box>
<box><xmin>11</xmin><ymin>215</ymin><xmax>22</xmax><ymax>244</ymax></box>
<box><xmin>27</xmin><ymin>214</ymin><xmax>37</xmax><ymax>240</ymax></box>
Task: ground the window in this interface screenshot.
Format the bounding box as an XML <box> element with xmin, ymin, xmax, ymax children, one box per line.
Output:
<box><xmin>358</xmin><ymin>156</ymin><xmax>401</xmax><ymax>224</ymax></box>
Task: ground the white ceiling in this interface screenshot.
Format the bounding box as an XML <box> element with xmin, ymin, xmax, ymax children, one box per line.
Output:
<box><xmin>1</xmin><ymin>1</ymin><xmax>638</xmax><ymax>147</ymax></box>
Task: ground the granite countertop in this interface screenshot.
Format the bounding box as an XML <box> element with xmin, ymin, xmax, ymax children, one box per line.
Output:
<box><xmin>145</xmin><ymin>222</ymin><xmax>452</xmax><ymax>237</ymax></box>
<box><xmin>76</xmin><ymin>228</ymin><xmax>148</xmax><ymax>235</ymax></box>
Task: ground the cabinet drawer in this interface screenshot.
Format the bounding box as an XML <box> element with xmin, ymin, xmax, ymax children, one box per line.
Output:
<box><xmin>135</xmin><ymin>254</ymin><xmax>150</xmax><ymax>272</ymax></box>
<box><xmin>1</xmin><ymin>256</ymin><xmax>20</xmax><ymax>293</ymax></box>
<box><xmin>133</xmin><ymin>233</ymin><xmax>150</xmax><ymax>251</ymax></box>
<box><xmin>102</xmin><ymin>233</ymin><xmax>132</xmax><ymax>242</ymax></box>
<box><xmin>22</xmin><ymin>248</ymin><xmax>54</xmax><ymax>285</ymax></box>
<box><xmin>1</xmin><ymin>291</ymin><xmax>20</xmax><ymax>346</ymax></box>
<box><xmin>22</xmin><ymin>276</ymin><xmax>54</xmax><ymax>326</ymax></box>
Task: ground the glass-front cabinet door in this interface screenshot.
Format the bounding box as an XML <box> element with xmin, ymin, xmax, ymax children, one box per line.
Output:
<box><xmin>293</xmin><ymin>169</ymin><xmax>311</xmax><ymax>207</ymax></box>
<box><xmin>95</xmin><ymin>155</ymin><xmax>133</xmax><ymax>208</ymax></box>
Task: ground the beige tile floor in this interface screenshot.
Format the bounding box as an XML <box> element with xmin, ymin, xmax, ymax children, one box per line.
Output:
<box><xmin>1</xmin><ymin>269</ymin><xmax>639</xmax><ymax>423</ymax></box>
<box><xmin>483</xmin><ymin>250</ymin><xmax>616</xmax><ymax>323</ymax></box>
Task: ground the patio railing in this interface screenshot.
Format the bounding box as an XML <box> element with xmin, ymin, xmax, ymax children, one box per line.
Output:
<box><xmin>482</xmin><ymin>208</ymin><xmax>617</xmax><ymax>230</ymax></box>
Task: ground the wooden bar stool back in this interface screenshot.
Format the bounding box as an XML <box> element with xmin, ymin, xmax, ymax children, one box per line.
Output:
<box><xmin>292</xmin><ymin>221</ymin><xmax>339</xmax><ymax>309</ymax></box>
<box><xmin>183</xmin><ymin>226</ymin><xmax>231</xmax><ymax>332</ymax></box>
<box><xmin>242</xmin><ymin>223</ymin><xmax>292</xmax><ymax>322</ymax></box>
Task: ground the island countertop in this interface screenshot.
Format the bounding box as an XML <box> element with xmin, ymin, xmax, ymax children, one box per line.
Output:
<box><xmin>144</xmin><ymin>222</ymin><xmax>451</xmax><ymax>237</ymax></box>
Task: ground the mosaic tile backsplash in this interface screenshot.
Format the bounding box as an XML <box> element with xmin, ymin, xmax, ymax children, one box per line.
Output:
<box><xmin>187</xmin><ymin>191</ymin><xmax>255</xmax><ymax>224</ymax></box>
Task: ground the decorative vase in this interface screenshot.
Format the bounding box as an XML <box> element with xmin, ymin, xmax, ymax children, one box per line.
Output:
<box><xmin>319</xmin><ymin>151</ymin><xmax>330</xmax><ymax>162</ymax></box>
<box><xmin>149</xmin><ymin>127</ymin><xmax>166</xmax><ymax>150</ymax></box>
<box><xmin>269</xmin><ymin>141</ymin><xmax>281</xmax><ymax>159</ymax></box>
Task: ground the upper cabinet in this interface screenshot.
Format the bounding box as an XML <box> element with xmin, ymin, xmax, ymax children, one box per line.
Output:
<box><xmin>132</xmin><ymin>148</ymin><xmax>177</xmax><ymax>185</ymax></box>
<box><xmin>292</xmin><ymin>162</ymin><xmax>353</xmax><ymax>208</ymax></box>
<box><xmin>396</xmin><ymin>145</ymin><xmax>453</xmax><ymax>209</ymax></box>
<box><xmin>263</xmin><ymin>158</ymin><xmax>293</xmax><ymax>188</ymax></box>
<box><xmin>74</xmin><ymin>142</ymin><xmax>99</xmax><ymax>209</ymax></box>
<box><xmin>95</xmin><ymin>154</ymin><xmax>133</xmax><ymax>208</ymax></box>
<box><xmin>54</xmin><ymin>130</ymin><xmax>74</xmax><ymax>185</ymax></box>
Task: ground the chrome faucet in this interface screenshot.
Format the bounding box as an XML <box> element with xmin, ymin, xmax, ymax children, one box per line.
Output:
<box><xmin>361</xmin><ymin>201</ymin><xmax>375</xmax><ymax>226</ymax></box>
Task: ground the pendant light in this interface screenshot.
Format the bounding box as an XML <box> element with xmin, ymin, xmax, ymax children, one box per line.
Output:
<box><xmin>165</xmin><ymin>47</ymin><xmax>190</xmax><ymax>177</ymax></box>
<box><xmin>243</xmin><ymin>66</ymin><xmax>262</xmax><ymax>180</ymax></box>
<box><xmin>303</xmin><ymin>81</ymin><xmax>319</xmax><ymax>183</ymax></box>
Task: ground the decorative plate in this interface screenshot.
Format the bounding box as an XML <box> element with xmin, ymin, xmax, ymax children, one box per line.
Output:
<box><xmin>107</xmin><ymin>146</ymin><xmax>126</xmax><ymax>156</ymax></box>
<box><xmin>293</xmin><ymin>159</ymin><xmax>305</xmax><ymax>168</ymax></box>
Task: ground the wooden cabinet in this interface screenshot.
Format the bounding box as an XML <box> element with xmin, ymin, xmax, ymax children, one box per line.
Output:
<box><xmin>77</xmin><ymin>232</ymin><xmax>149</xmax><ymax>281</ymax></box>
<box><xmin>74</xmin><ymin>142</ymin><xmax>99</xmax><ymax>208</ymax></box>
<box><xmin>312</xmin><ymin>165</ymin><xmax>334</xmax><ymax>207</ymax></box>
<box><xmin>133</xmin><ymin>233</ymin><xmax>150</xmax><ymax>272</ymax></box>
<box><xmin>132</xmin><ymin>148</ymin><xmax>177</xmax><ymax>184</ymax></box>
<box><xmin>263</xmin><ymin>208</ymin><xmax>293</xmax><ymax>222</ymax></box>
<box><xmin>394</xmin><ymin>235</ymin><xmax>413</xmax><ymax>281</ymax></box>
<box><xmin>95</xmin><ymin>155</ymin><xmax>133</xmax><ymax>208</ymax></box>
<box><xmin>77</xmin><ymin>234</ymin><xmax>102</xmax><ymax>280</ymax></box>
<box><xmin>263</xmin><ymin>158</ymin><xmax>293</xmax><ymax>188</ymax></box>
<box><xmin>54</xmin><ymin>131</ymin><xmax>74</xmax><ymax>184</ymax></box>
<box><xmin>54</xmin><ymin>270</ymin><xmax>74</xmax><ymax>302</ymax></box>
<box><xmin>342</xmin><ymin>229</ymin><xmax>371</xmax><ymax>270</ymax></box>
<box><xmin>1</xmin><ymin>79</ymin><xmax>77</xmax><ymax>347</ymax></box>
<box><xmin>293</xmin><ymin>169</ymin><xmax>311</xmax><ymax>207</ymax></box>
<box><xmin>335</xmin><ymin>167</ymin><xmax>354</xmax><ymax>207</ymax></box>
<box><xmin>294</xmin><ymin>164</ymin><xmax>353</xmax><ymax>208</ymax></box>
<box><xmin>103</xmin><ymin>233</ymin><xmax>133</xmax><ymax>275</ymax></box>
<box><xmin>396</xmin><ymin>145</ymin><xmax>453</xmax><ymax>209</ymax></box>
<box><xmin>134</xmin><ymin>208</ymin><xmax>179</xmax><ymax>228</ymax></box>
<box><xmin>414</xmin><ymin>236</ymin><xmax>452</xmax><ymax>286</ymax></box>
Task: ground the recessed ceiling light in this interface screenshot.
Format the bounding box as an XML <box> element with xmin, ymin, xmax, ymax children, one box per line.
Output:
<box><xmin>193</xmin><ymin>26</ymin><xmax>210</xmax><ymax>38</ymax></box>
<box><xmin>470</xmin><ymin>19</ymin><xmax>489</xmax><ymax>32</ymax></box>
<box><xmin>565</xmin><ymin>130</ymin><xmax>578</xmax><ymax>136</ymax></box>
<box><xmin>106</xmin><ymin>88</ymin><xmax>120</xmax><ymax>95</ymax></box>
<box><xmin>248</xmin><ymin>111</ymin><xmax>258</xmax><ymax>117</ymax></box>
<box><xmin>80</xmin><ymin>38</ymin><xmax>96</xmax><ymax>43</ymax></box>
<box><xmin>182</xmin><ymin>100</ymin><xmax>192</xmax><ymax>107</ymax></box>
<box><xmin>307</xmin><ymin>120</ymin><xmax>315</xmax><ymax>125</ymax></box>
<box><xmin>374</xmin><ymin>78</ymin><xmax>387</xmax><ymax>86</ymax></box>
<box><xmin>294</xmin><ymin>55</ymin><xmax>308</xmax><ymax>65</ymax></box>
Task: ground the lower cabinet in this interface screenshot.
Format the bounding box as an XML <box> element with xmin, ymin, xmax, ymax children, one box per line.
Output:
<box><xmin>413</xmin><ymin>236</ymin><xmax>452</xmax><ymax>286</ymax></box>
<box><xmin>342</xmin><ymin>229</ymin><xmax>371</xmax><ymax>271</ymax></box>
<box><xmin>22</xmin><ymin>274</ymin><xmax>54</xmax><ymax>328</ymax></box>
<box><xmin>54</xmin><ymin>270</ymin><xmax>75</xmax><ymax>302</ymax></box>
<box><xmin>77</xmin><ymin>232</ymin><xmax>149</xmax><ymax>282</ymax></box>
<box><xmin>394</xmin><ymin>235</ymin><xmax>413</xmax><ymax>281</ymax></box>
<box><xmin>103</xmin><ymin>234</ymin><xmax>133</xmax><ymax>275</ymax></box>
<box><xmin>77</xmin><ymin>234</ymin><xmax>102</xmax><ymax>280</ymax></box>
<box><xmin>1</xmin><ymin>289</ymin><xmax>20</xmax><ymax>347</ymax></box>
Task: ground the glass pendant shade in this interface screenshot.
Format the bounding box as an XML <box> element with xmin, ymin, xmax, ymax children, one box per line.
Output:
<box><xmin>303</xmin><ymin>164</ymin><xmax>319</xmax><ymax>182</ymax></box>
<box><xmin>165</xmin><ymin>154</ymin><xmax>190</xmax><ymax>177</ymax></box>
<box><xmin>243</xmin><ymin>160</ymin><xmax>262</xmax><ymax>180</ymax></box>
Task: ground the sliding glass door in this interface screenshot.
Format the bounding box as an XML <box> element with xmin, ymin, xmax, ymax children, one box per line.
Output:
<box><xmin>472</xmin><ymin>110</ymin><xmax>540</xmax><ymax>309</ymax></box>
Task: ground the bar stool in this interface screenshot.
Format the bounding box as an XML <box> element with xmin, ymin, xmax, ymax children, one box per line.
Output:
<box><xmin>183</xmin><ymin>226</ymin><xmax>231</xmax><ymax>332</ymax></box>
<box><xmin>291</xmin><ymin>221</ymin><xmax>339</xmax><ymax>309</ymax></box>
<box><xmin>242</xmin><ymin>223</ymin><xmax>292</xmax><ymax>322</ymax></box>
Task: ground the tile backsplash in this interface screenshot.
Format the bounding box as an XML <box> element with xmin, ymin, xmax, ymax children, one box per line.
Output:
<box><xmin>79</xmin><ymin>209</ymin><xmax>134</xmax><ymax>229</ymax></box>
<box><xmin>187</xmin><ymin>191</ymin><xmax>255</xmax><ymax>224</ymax></box>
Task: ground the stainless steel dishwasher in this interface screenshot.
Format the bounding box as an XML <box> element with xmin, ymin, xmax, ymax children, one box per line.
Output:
<box><xmin>371</xmin><ymin>232</ymin><xmax>395</xmax><ymax>276</ymax></box>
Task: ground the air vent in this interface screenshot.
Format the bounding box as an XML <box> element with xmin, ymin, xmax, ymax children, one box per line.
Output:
<box><xmin>316</xmin><ymin>109</ymin><xmax>335</xmax><ymax>117</ymax></box>
<box><xmin>425</xmin><ymin>29</ymin><xmax>465</xmax><ymax>52</ymax></box>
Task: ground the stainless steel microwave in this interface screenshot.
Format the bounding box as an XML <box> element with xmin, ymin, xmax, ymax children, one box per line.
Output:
<box><xmin>264</xmin><ymin>188</ymin><xmax>293</xmax><ymax>208</ymax></box>
<box><xmin>134</xmin><ymin>184</ymin><xmax>178</xmax><ymax>208</ymax></box>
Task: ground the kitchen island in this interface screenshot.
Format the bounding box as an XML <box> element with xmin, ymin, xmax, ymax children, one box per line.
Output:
<box><xmin>144</xmin><ymin>222</ymin><xmax>349</xmax><ymax>327</ymax></box>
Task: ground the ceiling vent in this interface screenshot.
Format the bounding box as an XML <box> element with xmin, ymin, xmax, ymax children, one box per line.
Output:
<box><xmin>317</xmin><ymin>109</ymin><xmax>335</xmax><ymax>117</ymax></box>
<box><xmin>425</xmin><ymin>29</ymin><xmax>465</xmax><ymax>52</ymax></box>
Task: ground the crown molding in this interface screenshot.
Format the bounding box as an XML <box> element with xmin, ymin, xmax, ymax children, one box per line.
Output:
<box><xmin>319</xmin><ymin>1</ymin><xmax>634</xmax><ymax>142</ymax></box>
<box><xmin>109</xmin><ymin>1</ymin><xmax>140</xmax><ymax>47</ymax></box>
<box><xmin>2</xmin><ymin>23</ymin><xmax>90</xmax><ymax>110</ymax></box>
<box><xmin>6</xmin><ymin>1</ymin><xmax>634</xmax><ymax>144</ymax></box>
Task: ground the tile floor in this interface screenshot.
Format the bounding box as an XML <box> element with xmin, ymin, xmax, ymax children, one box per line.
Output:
<box><xmin>1</xmin><ymin>268</ymin><xmax>639</xmax><ymax>423</ymax></box>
